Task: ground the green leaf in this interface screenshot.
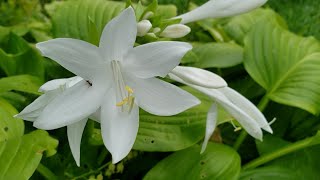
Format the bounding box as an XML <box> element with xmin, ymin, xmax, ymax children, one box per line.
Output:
<box><xmin>224</xmin><ymin>8</ymin><xmax>287</xmax><ymax>44</ymax></box>
<box><xmin>182</xmin><ymin>42</ymin><xmax>243</xmax><ymax>68</ymax></box>
<box><xmin>52</xmin><ymin>0</ymin><xmax>177</xmax><ymax>43</ymax></box>
<box><xmin>0</xmin><ymin>130</ymin><xmax>58</xmax><ymax>180</ymax></box>
<box><xmin>268</xmin><ymin>0</ymin><xmax>320</xmax><ymax>40</ymax></box>
<box><xmin>144</xmin><ymin>143</ymin><xmax>241</xmax><ymax>180</ymax></box>
<box><xmin>240</xmin><ymin>166</ymin><xmax>298</xmax><ymax>180</ymax></box>
<box><xmin>252</xmin><ymin>134</ymin><xmax>320</xmax><ymax>179</ymax></box>
<box><xmin>244</xmin><ymin>19</ymin><xmax>320</xmax><ymax>115</ymax></box>
<box><xmin>52</xmin><ymin>0</ymin><xmax>126</xmax><ymax>42</ymax></box>
<box><xmin>0</xmin><ymin>98</ymin><xmax>24</xmax><ymax>141</ymax></box>
<box><xmin>0</xmin><ymin>33</ymin><xmax>44</xmax><ymax>78</ymax></box>
<box><xmin>0</xmin><ymin>75</ymin><xmax>42</xmax><ymax>95</ymax></box>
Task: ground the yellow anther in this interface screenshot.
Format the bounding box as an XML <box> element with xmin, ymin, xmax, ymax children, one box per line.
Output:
<box><xmin>116</xmin><ymin>99</ymin><xmax>128</xmax><ymax>107</ymax></box>
<box><xmin>125</xmin><ymin>86</ymin><xmax>134</xmax><ymax>94</ymax></box>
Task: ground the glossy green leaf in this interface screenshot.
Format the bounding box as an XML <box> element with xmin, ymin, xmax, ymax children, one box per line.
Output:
<box><xmin>244</xmin><ymin>19</ymin><xmax>320</xmax><ymax>115</ymax></box>
<box><xmin>144</xmin><ymin>143</ymin><xmax>241</xmax><ymax>180</ymax></box>
<box><xmin>0</xmin><ymin>98</ymin><xmax>24</xmax><ymax>141</ymax></box>
<box><xmin>240</xmin><ymin>166</ymin><xmax>298</xmax><ymax>180</ymax></box>
<box><xmin>224</xmin><ymin>8</ymin><xmax>287</xmax><ymax>44</ymax></box>
<box><xmin>253</xmin><ymin>134</ymin><xmax>320</xmax><ymax>179</ymax></box>
<box><xmin>0</xmin><ymin>130</ymin><xmax>58</xmax><ymax>180</ymax></box>
<box><xmin>182</xmin><ymin>42</ymin><xmax>243</xmax><ymax>68</ymax></box>
<box><xmin>0</xmin><ymin>33</ymin><xmax>44</xmax><ymax>78</ymax></box>
<box><xmin>52</xmin><ymin>0</ymin><xmax>125</xmax><ymax>43</ymax></box>
<box><xmin>0</xmin><ymin>75</ymin><xmax>42</xmax><ymax>95</ymax></box>
<box><xmin>52</xmin><ymin>0</ymin><xmax>177</xmax><ymax>43</ymax></box>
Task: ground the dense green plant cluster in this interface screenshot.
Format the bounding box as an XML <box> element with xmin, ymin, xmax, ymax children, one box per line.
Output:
<box><xmin>0</xmin><ymin>0</ymin><xmax>320</xmax><ymax>179</ymax></box>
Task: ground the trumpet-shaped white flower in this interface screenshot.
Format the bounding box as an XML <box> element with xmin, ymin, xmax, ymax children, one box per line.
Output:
<box><xmin>176</xmin><ymin>0</ymin><xmax>268</xmax><ymax>24</ymax></box>
<box><xmin>17</xmin><ymin>7</ymin><xmax>200</xmax><ymax>165</ymax></box>
<box><xmin>169</xmin><ymin>66</ymin><xmax>273</xmax><ymax>152</ymax></box>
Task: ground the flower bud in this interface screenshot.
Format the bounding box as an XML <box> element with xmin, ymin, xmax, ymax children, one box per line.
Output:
<box><xmin>137</xmin><ymin>20</ymin><xmax>152</xmax><ymax>37</ymax></box>
<box><xmin>160</xmin><ymin>24</ymin><xmax>191</xmax><ymax>38</ymax></box>
<box><xmin>176</xmin><ymin>0</ymin><xmax>267</xmax><ymax>24</ymax></box>
<box><xmin>142</xmin><ymin>11</ymin><xmax>154</xmax><ymax>20</ymax></box>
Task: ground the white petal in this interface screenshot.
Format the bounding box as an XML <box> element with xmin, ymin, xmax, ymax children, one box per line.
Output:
<box><xmin>201</xmin><ymin>103</ymin><xmax>217</xmax><ymax>153</ymax></box>
<box><xmin>198</xmin><ymin>87</ymin><xmax>263</xmax><ymax>140</ymax></box>
<box><xmin>100</xmin><ymin>88</ymin><xmax>139</xmax><ymax>164</ymax></box>
<box><xmin>127</xmin><ymin>77</ymin><xmax>200</xmax><ymax>116</ymax></box>
<box><xmin>99</xmin><ymin>7</ymin><xmax>137</xmax><ymax>61</ymax></box>
<box><xmin>89</xmin><ymin>109</ymin><xmax>101</xmax><ymax>123</ymax></box>
<box><xmin>36</xmin><ymin>38</ymin><xmax>104</xmax><ymax>80</ymax></box>
<box><xmin>15</xmin><ymin>89</ymin><xmax>61</xmax><ymax>121</ymax></box>
<box><xmin>124</xmin><ymin>42</ymin><xmax>192</xmax><ymax>78</ymax></box>
<box><xmin>67</xmin><ymin>118</ymin><xmax>88</xmax><ymax>167</ymax></box>
<box><xmin>176</xmin><ymin>0</ymin><xmax>267</xmax><ymax>24</ymax></box>
<box><xmin>39</xmin><ymin>78</ymin><xmax>69</xmax><ymax>92</ymax></box>
<box><xmin>171</xmin><ymin>66</ymin><xmax>227</xmax><ymax>88</ymax></box>
<box><xmin>219</xmin><ymin>87</ymin><xmax>272</xmax><ymax>133</ymax></box>
<box><xmin>169</xmin><ymin>73</ymin><xmax>263</xmax><ymax>140</ymax></box>
<box><xmin>33</xmin><ymin>80</ymin><xmax>106</xmax><ymax>130</ymax></box>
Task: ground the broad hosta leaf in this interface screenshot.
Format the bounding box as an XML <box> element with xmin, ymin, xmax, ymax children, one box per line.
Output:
<box><xmin>268</xmin><ymin>0</ymin><xmax>320</xmax><ymax>40</ymax></box>
<box><xmin>244</xmin><ymin>20</ymin><xmax>320</xmax><ymax>115</ymax></box>
<box><xmin>144</xmin><ymin>143</ymin><xmax>241</xmax><ymax>180</ymax></box>
<box><xmin>224</xmin><ymin>8</ymin><xmax>287</xmax><ymax>44</ymax></box>
<box><xmin>0</xmin><ymin>98</ymin><xmax>24</xmax><ymax>141</ymax></box>
<box><xmin>52</xmin><ymin>0</ymin><xmax>125</xmax><ymax>43</ymax></box>
<box><xmin>0</xmin><ymin>130</ymin><xmax>58</xmax><ymax>180</ymax></box>
<box><xmin>254</xmin><ymin>134</ymin><xmax>320</xmax><ymax>179</ymax></box>
<box><xmin>0</xmin><ymin>75</ymin><xmax>42</xmax><ymax>95</ymax></box>
<box><xmin>182</xmin><ymin>42</ymin><xmax>243</xmax><ymax>68</ymax></box>
<box><xmin>52</xmin><ymin>0</ymin><xmax>177</xmax><ymax>43</ymax></box>
<box><xmin>0</xmin><ymin>33</ymin><xmax>44</xmax><ymax>78</ymax></box>
<box><xmin>240</xmin><ymin>166</ymin><xmax>298</xmax><ymax>180</ymax></box>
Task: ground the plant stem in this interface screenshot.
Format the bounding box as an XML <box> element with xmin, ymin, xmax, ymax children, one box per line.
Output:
<box><xmin>243</xmin><ymin>135</ymin><xmax>316</xmax><ymax>170</ymax></box>
<box><xmin>73</xmin><ymin>161</ymin><xmax>111</xmax><ymax>179</ymax></box>
<box><xmin>37</xmin><ymin>163</ymin><xmax>57</xmax><ymax>180</ymax></box>
<box><xmin>233</xmin><ymin>95</ymin><xmax>270</xmax><ymax>150</ymax></box>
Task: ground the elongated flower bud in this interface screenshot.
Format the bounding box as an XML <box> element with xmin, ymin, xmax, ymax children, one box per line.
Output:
<box><xmin>176</xmin><ymin>0</ymin><xmax>268</xmax><ymax>24</ymax></box>
<box><xmin>160</xmin><ymin>24</ymin><xmax>191</xmax><ymax>38</ymax></box>
<box><xmin>137</xmin><ymin>20</ymin><xmax>152</xmax><ymax>37</ymax></box>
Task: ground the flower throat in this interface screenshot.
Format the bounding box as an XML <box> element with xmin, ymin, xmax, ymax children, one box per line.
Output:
<box><xmin>111</xmin><ymin>60</ymin><xmax>135</xmax><ymax>113</ymax></box>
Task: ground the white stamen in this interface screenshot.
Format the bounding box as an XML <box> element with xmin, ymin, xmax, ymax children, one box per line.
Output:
<box><xmin>111</xmin><ymin>60</ymin><xmax>135</xmax><ymax>113</ymax></box>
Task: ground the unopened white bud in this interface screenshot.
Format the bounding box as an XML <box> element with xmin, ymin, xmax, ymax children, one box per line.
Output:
<box><xmin>137</xmin><ymin>20</ymin><xmax>152</xmax><ymax>37</ymax></box>
<box><xmin>142</xmin><ymin>11</ymin><xmax>154</xmax><ymax>20</ymax></box>
<box><xmin>146</xmin><ymin>33</ymin><xmax>157</xmax><ymax>38</ymax></box>
<box><xmin>160</xmin><ymin>24</ymin><xmax>191</xmax><ymax>38</ymax></box>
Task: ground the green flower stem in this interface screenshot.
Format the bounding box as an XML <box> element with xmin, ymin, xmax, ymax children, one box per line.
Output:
<box><xmin>243</xmin><ymin>135</ymin><xmax>316</xmax><ymax>170</ymax></box>
<box><xmin>73</xmin><ymin>161</ymin><xmax>111</xmax><ymax>179</ymax></box>
<box><xmin>233</xmin><ymin>95</ymin><xmax>270</xmax><ymax>150</ymax></box>
<box><xmin>37</xmin><ymin>163</ymin><xmax>58</xmax><ymax>180</ymax></box>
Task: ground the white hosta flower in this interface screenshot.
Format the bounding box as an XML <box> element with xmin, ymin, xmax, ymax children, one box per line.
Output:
<box><xmin>137</xmin><ymin>20</ymin><xmax>152</xmax><ymax>37</ymax></box>
<box><xmin>17</xmin><ymin>7</ymin><xmax>199</xmax><ymax>164</ymax></box>
<box><xmin>160</xmin><ymin>24</ymin><xmax>191</xmax><ymax>38</ymax></box>
<box><xmin>169</xmin><ymin>66</ymin><xmax>273</xmax><ymax>152</ymax></box>
<box><xmin>176</xmin><ymin>0</ymin><xmax>268</xmax><ymax>24</ymax></box>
